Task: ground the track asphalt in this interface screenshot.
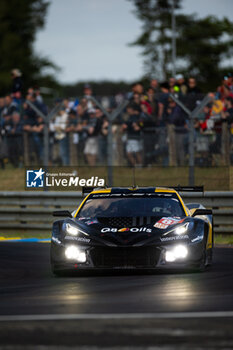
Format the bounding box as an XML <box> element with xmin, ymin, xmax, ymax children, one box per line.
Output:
<box><xmin>0</xmin><ymin>243</ymin><xmax>232</xmax><ymax>349</ymax></box>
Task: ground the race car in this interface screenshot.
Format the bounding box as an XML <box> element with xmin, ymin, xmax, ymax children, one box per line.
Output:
<box><xmin>50</xmin><ymin>186</ymin><xmax>213</xmax><ymax>275</ymax></box>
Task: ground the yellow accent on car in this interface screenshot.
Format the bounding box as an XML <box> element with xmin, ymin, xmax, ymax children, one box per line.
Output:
<box><xmin>74</xmin><ymin>189</ymin><xmax>111</xmax><ymax>217</ymax></box>
<box><xmin>207</xmin><ymin>222</ymin><xmax>212</xmax><ymax>249</ymax></box>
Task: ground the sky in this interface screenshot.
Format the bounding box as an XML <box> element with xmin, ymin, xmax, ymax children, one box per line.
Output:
<box><xmin>34</xmin><ymin>0</ymin><xmax>233</xmax><ymax>84</ymax></box>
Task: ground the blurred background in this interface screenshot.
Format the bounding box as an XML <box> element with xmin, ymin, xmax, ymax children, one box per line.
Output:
<box><xmin>1</xmin><ymin>0</ymin><xmax>233</xmax><ymax>190</ymax></box>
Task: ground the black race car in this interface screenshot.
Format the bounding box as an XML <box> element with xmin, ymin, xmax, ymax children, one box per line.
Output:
<box><xmin>50</xmin><ymin>186</ymin><xmax>213</xmax><ymax>275</ymax></box>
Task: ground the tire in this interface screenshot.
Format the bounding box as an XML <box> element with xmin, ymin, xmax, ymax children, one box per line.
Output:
<box><xmin>198</xmin><ymin>234</ymin><xmax>209</xmax><ymax>272</ymax></box>
<box><xmin>198</xmin><ymin>247</ymin><xmax>207</xmax><ymax>272</ymax></box>
<box><xmin>51</xmin><ymin>263</ymin><xmax>65</xmax><ymax>277</ymax></box>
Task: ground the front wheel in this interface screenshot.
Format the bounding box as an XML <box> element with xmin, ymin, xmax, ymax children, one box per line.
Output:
<box><xmin>198</xmin><ymin>247</ymin><xmax>208</xmax><ymax>272</ymax></box>
<box><xmin>51</xmin><ymin>263</ymin><xmax>66</xmax><ymax>277</ymax></box>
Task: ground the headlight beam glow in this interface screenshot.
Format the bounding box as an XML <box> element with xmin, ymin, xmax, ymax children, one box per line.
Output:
<box><xmin>65</xmin><ymin>245</ymin><xmax>87</xmax><ymax>263</ymax></box>
<box><xmin>165</xmin><ymin>244</ymin><xmax>188</xmax><ymax>263</ymax></box>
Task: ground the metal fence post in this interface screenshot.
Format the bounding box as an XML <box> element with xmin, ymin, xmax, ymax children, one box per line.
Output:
<box><xmin>23</xmin><ymin>131</ymin><xmax>29</xmax><ymax>165</ymax></box>
<box><xmin>69</xmin><ymin>132</ymin><xmax>78</xmax><ymax>166</ymax></box>
<box><xmin>167</xmin><ymin>124</ymin><xmax>177</xmax><ymax>166</ymax></box>
<box><xmin>43</xmin><ymin>116</ymin><xmax>49</xmax><ymax>167</ymax></box>
<box><xmin>188</xmin><ymin>118</ymin><xmax>195</xmax><ymax>185</ymax></box>
<box><xmin>107</xmin><ymin>119</ymin><xmax>113</xmax><ymax>186</ymax></box>
<box><xmin>221</xmin><ymin>122</ymin><xmax>230</xmax><ymax>166</ymax></box>
<box><xmin>86</xmin><ymin>96</ymin><xmax>129</xmax><ymax>186</ymax></box>
<box><xmin>170</xmin><ymin>94</ymin><xmax>212</xmax><ymax>186</ymax></box>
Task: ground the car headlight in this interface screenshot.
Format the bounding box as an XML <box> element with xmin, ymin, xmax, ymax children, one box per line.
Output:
<box><xmin>165</xmin><ymin>244</ymin><xmax>188</xmax><ymax>262</ymax></box>
<box><xmin>65</xmin><ymin>223</ymin><xmax>88</xmax><ymax>236</ymax></box>
<box><xmin>164</xmin><ymin>222</ymin><xmax>193</xmax><ymax>236</ymax></box>
<box><xmin>175</xmin><ymin>223</ymin><xmax>189</xmax><ymax>235</ymax></box>
<box><xmin>65</xmin><ymin>245</ymin><xmax>87</xmax><ymax>262</ymax></box>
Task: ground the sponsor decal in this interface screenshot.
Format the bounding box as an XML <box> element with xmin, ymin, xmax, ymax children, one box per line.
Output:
<box><xmin>154</xmin><ymin>217</ymin><xmax>184</xmax><ymax>229</ymax></box>
<box><xmin>85</xmin><ymin>219</ymin><xmax>98</xmax><ymax>225</ymax></box>
<box><xmin>191</xmin><ymin>235</ymin><xmax>203</xmax><ymax>243</ymax></box>
<box><xmin>101</xmin><ymin>227</ymin><xmax>152</xmax><ymax>233</ymax></box>
<box><xmin>65</xmin><ymin>236</ymin><xmax>90</xmax><ymax>243</ymax></box>
<box><xmin>160</xmin><ymin>235</ymin><xmax>189</xmax><ymax>242</ymax></box>
<box><xmin>51</xmin><ymin>236</ymin><xmax>61</xmax><ymax>244</ymax></box>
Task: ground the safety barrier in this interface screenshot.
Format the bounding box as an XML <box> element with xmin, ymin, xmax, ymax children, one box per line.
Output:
<box><xmin>0</xmin><ymin>191</ymin><xmax>233</xmax><ymax>233</ymax></box>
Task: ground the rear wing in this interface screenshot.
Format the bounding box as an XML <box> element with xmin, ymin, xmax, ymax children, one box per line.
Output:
<box><xmin>172</xmin><ymin>186</ymin><xmax>203</xmax><ymax>192</ymax></box>
<box><xmin>82</xmin><ymin>186</ymin><xmax>106</xmax><ymax>196</ymax></box>
<box><xmin>82</xmin><ymin>185</ymin><xmax>204</xmax><ymax>196</ymax></box>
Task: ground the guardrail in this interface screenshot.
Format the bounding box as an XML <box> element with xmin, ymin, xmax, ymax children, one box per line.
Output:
<box><xmin>0</xmin><ymin>191</ymin><xmax>232</xmax><ymax>233</ymax></box>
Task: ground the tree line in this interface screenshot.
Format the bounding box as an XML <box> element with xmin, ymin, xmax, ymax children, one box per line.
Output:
<box><xmin>0</xmin><ymin>0</ymin><xmax>233</xmax><ymax>96</ymax></box>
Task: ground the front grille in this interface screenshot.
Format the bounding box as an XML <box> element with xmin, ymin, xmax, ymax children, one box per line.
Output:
<box><xmin>90</xmin><ymin>247</ymin><xmax>160</xmax><ymax>268</ymax></box>
<box><xmin>97</xmin><ymin>216</ymin><xmax>155</xmax><ymax>228</ymax></box>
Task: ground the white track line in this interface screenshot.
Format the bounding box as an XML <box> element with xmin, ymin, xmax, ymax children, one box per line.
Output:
<box><xmin>0</xmin><ymin>311</ymin><xmax>233</xmax><ymax>322</ymax></box>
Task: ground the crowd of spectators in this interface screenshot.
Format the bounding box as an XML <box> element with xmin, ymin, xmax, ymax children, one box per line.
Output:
<box><xmin>1</xmin><ymin>69</ymin><xmax>233</xmax><ymax>168</ymax></box>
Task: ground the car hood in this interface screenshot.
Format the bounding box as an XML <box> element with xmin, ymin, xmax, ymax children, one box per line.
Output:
<box><xmin>73</xmin><ymin>216</ymin><xmax>191</xmax><ymax>246</ymax></box>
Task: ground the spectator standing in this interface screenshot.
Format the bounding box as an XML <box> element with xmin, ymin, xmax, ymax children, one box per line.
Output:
<box><xmin>186</xmin><ymin>77</ymin><xmax>202</xmax><ymax>111</ymax></box>
<box><xmin>146</xmin><ymin>87</ymin><xmax>159</xmax><ymax>124</ymax></box>
<box><xmin>175</xmin><ymin>74</ymin><xmax>188</xmax><ymax>96</ymax></box>
<box><xmin>122</xmin><ymin>104</ymin><xmax>143</xmax><ymax>167</ymax></box>
<box><xmin>223</xmin><ymin>97</ymin><xmax>233</xmax><ymax>163</ymax></box>
<box><xmin>167</xmin><ymin>99</ymin><xmax>188</xmax><ymax>166</ymax></box>
<box><xmin>96</xmin><ymin>107</ymin><xmax>108</xmax><ymax>165</ymax></box>
<box><xmin>0</xmin><ymin>98</ymin><xmax>5</xmax><ymax>122</ymax></box>
<box><xmin>7</xmin><ymin>112</ymin><xmax>23</xmax><ymax>167</ymax></box>
<box><xmin>34</xmin><ymin>87</ymin><xmax>44</xmax><ymax>104</ymax></box>
<box><xmin>169</xmin><ymin>77</ymin><xmax>176</xmax><ymax>93</ymax></box>
<box><xmin>1</xmin><ymin>95</ymin><xmax>19</xmax><ymax>159</ymax></box>
<box><xmin>30</xmin><ymin>115</ymin><xmax>44</xmax><ymax>164</ymax></box>
<box><xmin>11</xmin><ymin>69</ymin><xmax>23</xmax><ymax>98</ymax></box>
<box><xmin>83</xmin><ymin>108</ymin><xmax>101</xmax><ymax>166</ymax></box>
<box><xmin>0</xmin><ymin>98</ymin><xmax>6</xmax><ymax>168</ymax></box>
<box><xmin>150</xmin><ymin>79</ymin><xmax>160</xmax><ymax>97</ymax></box>
<box><xmin>187</xmin><ymin>77</ymin><xmax>201</xmax><ymax>94</ymax></box>
<box><xmin>23</xmin><ymin>93</ymin><xmax>46</xmax><ymax>164</ymax></box>
<box><xmin>50</xmin><ymin>108</ymin><xmax>69</xmax><ymax>165</ymax></box>
<box><xmin>222</xmin><ymin>97</ymin><xmax>233</xmax><ymax>127</ymax></box>
<box><xmin>83</xmin><ymin>84</ymin><xmax>94</xmax><ymax>109</ymax></box>
<box><xmin>2</xmin><ymin>95</ymin><xmax>18</xmax><ymax>118</ymax></box>
<box><xmin>158</xmin><ymin>82</ymin><xmax>170</xmax><ymax>125</ymax></box>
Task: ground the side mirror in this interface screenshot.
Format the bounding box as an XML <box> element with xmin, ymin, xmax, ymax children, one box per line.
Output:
<box><xmin>53</xmin><ymin>210</ymin><xmax>72</xmax><ymax>217</ymax></box>
<box><xmin>192</xmin><ymin>209</ymin><xmax>212</xmax><ymax>217</ymax></box>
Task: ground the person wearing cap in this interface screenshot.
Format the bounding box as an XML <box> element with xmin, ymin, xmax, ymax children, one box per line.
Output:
<box><xmin>175</xmin><ymin>74</ymin><xmax>187</xmax><ymax>96</ymax></box>
<box><xmin>11</xmin><ymin>69</ymin><xmax>23</xmax><ymax>98</ymax></box>
<box><xmin>83</xmin><ymin>84</ymin><xmax>94</xmax><ymax>110</ymax></box>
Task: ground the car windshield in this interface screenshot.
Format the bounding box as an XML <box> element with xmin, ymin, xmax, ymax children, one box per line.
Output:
<box><xmin>77</xmin><ymin>193</ymin><xmax>185</xmax><ymax>218</ymax></box>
